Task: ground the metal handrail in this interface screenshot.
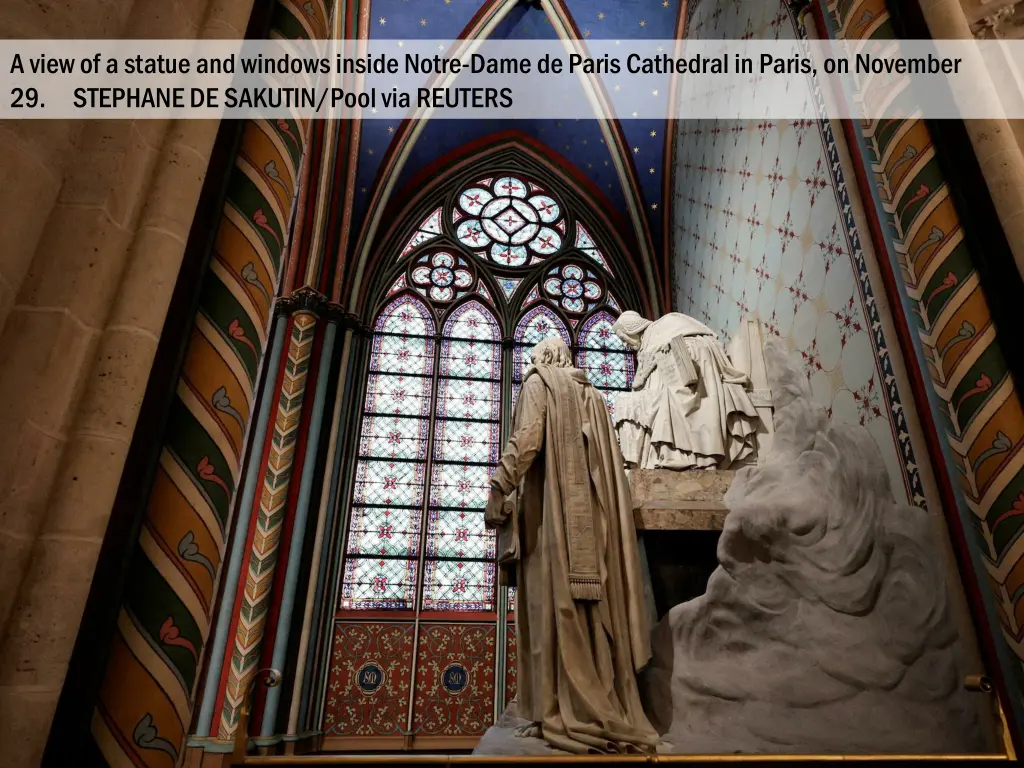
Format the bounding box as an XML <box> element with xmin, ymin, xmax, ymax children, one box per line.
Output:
<box><xmin>232</xmin><ymin>668</ymin><xmax>283</xmax><ymax>763</ymax></box>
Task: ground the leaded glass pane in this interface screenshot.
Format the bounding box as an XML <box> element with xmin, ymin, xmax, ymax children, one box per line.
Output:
<box><xmin>515</xmin><ymin>305</ymin><xmax>570</xmax><ymax>347</ymax></box>
<box><xmin>444</xmin><ymin>301</ymin><xmax>501</xmax><ymax>342</ymax></box>
<box><xmin>577</xmin><ymin>349</ymin><xmax>634</xmax><ymax>391</ymax></box>
<box><xmin>346</xmin><ymin>506</ymin><xmax>422</xmax><ymax>557</ymax></box>
<box><xmin>353</xmin><ymin>459</ymin><xmax>426</xmax><ymax>507</ymax></box>
<box><xmin>359</xmin><ymin>414</ymin><xmax>429</xmax><ymax>461</ymax></box>
<box><xmin>577</xmin><ymin>311</ymin><xmax>629</xmax><ymax>352</ymax></box>
<box><xmin>421</xmin><ymin>560</ymin><xmax>496</xmax><ymax>612</ymax></box>
<box><xmin>429</xmin><ymin>463</ymin><xmax>491</xmax><ymax>509</ymax></box>
<box><xmin>439</xmin><ymin>339</ymin><xmax>500</xmax><ymax>379</ymax></box>
<box><xmin>363</xmin><ymin>373</ymin><xmax>432</xmax><ymax>419</ymax></box>
<box><xmin>425</xmin><ymin>509</ymin><xmax>495</xmax><ymax>560</ymax></box>
<box><xmin>433</xmin><ymin>418</ymin><xmax>499</xmax><ymax>464</ymax></box>
<box><xmin>371</xmin><ymin>333</ymin><xmax>435</xmax><ymax>376</ymax></box>
<box><xmin>339</xmin><ymin>557</ymin><xmax>418</xmax><ymax>610</ymax></box>
<box><xmin>374</xmin><ymin>295</ymin><xmax>435</xmax><ymax>338</ymax></box>
<box><xmin>436</xmin><ymin>376</ymin><xmax>500</xmax><ymax>421</ymax></box>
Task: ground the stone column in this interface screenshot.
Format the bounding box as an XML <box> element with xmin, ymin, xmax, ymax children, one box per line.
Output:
<box><xmin>218</xmin><ymin>291</ymin><xmax>323</xmax><ymax>740</ymax></box>
<box><xmin>917</xmin><ymin>0</ymin><xmax>1024</xmax><ymax>280</ymax></box>
<box><xmin>0</xmin><ymin>0</ymin><xmax>257</xmax><ymax>763</ymax></box>
<box><xmin>0</xmin><ymin>0</ymin><xmax>141</xmax><ymax>335</ymax></box>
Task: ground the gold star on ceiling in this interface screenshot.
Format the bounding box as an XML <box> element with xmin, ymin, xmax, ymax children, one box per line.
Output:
<box><xmin>387</xmin><ymin>125</ymin><xmax>395</xmax><ymax>133</ymax></box>
<box><xmin>446</xmin><ymin>0</ymin><xmax>452</xmax><ymax>4</ymax></box>
<box><xmin>598</xmin><ymin>12</ymin><xmax>605</xmax><ymax>20</ymax></box>
<box><xmin>649</xmin><ymin>167</ymin><xmax>655</xmax><ymax>174</ymax></box>
<box><xmin>583</xmin><ymin>29</ymin><xmax>591</xmax><ymax>37</ymax></box>
<box><xmin>652</xmin><ymin>203</ymin><xmax>659</xmax><ymax>210</ymax></box>
<box><xmin>639</xmin><ymin>20</ymin><xmax>646</xmax><ymax>27</ymax></box>
<box><xmin>633</xmin><ymin>146</ymin><xmax>639</xmax><ymax>153</ymax></box>
<box><xmin>420</xmin><ymin>18</ymin><xmax>427</xmax><ymax>26</ymax></box>
<box><xmin>650</xmin><ymin>130</ymin><xmax>657</xmax><ymax>137</ymax></box>
<box><xmin>379</xmin><ymin>16</ymin><xmax>386</xmax><ymax>25</ymax></box>
<box><xmin>632</xmin><ymin>111</ymin><xmax>638</xmax><ymax>117</ymax></box>
<box><xmin>367</xmin><ymin>148</ymin><xmax>374</xmax><ymax>155</ymax></box>
<box><xmin>604</xmin><ymin>160</ymin><xmax>609</xmax><ymax>166</ymax></box>
<box><xmin>361</xmin><ymin>187</ymin><xmax>367</xmax><ymax>193</ymax></box>
<box><xmin>663</xmin><ymin>0</ymin><xmax>671</xmax><ymax>7</ymax></box>
<box><xmin>398</xmin><ymin>41</ymin><xmax>404</xmax><ymax>47</ymax></box>
<box><xmin>652</xmin><ymin>89</ymin><xmax>659</xmax><ymax>96</ymax></box>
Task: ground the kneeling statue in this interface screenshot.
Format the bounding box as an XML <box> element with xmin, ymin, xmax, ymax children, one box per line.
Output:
<box><xmin>612</xmin><ymin>311</ymin><xmax>760</xmax><ymax>470</ymax></box>
<box><xmin>485</xmin><ymin>337</ymin><xmax>658</xmax><ymax>754</ymax></box>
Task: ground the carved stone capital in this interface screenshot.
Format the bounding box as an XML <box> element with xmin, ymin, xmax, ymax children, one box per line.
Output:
<box><xmin>276</xmin><ymin>286</ymin><xmax>328</xmax><ymax>317</ymax></box>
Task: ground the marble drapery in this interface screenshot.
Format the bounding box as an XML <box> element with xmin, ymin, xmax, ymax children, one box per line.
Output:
<box><xmin>486</xmin><ymin>338</ymin><xmax>657</xmax><ymax>755</ymax></box>
<box><xmin>613</xmin><ymin>311</ymin><xmax>759</xmax><ymax>470</ymax></box>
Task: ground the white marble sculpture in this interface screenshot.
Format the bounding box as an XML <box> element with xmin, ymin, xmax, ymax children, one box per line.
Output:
<box><xmin>612</xmin><ymin>311</ymin><xmax>761</xmax><ymax>471</ymax></box>
<box><xmin>638</xmin><ymin>338</ymin><xmax>992</xmax><ymax>755</ymax></box>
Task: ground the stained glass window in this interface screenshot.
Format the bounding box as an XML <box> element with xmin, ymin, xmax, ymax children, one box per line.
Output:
<box><xmin>341</xmin><ymin>295</ymin><xmax>434</xmax><ymax>610</ymax></box>
<box><xmin>576</xmin><ymin>311</ymin><xmax>635</xmax><ymax>417</ymax></box>
<box><xmin>512</xmin><ymin>305</ymin><xmax>571</xmax><ymax>409</ymax></box>
<box><xmin>335</xmin><ymin>164</ymin><xmax>639</xmax><ymax>746</ymax></box>
<box><xmin>425</xmin><ymin>301</ymin><xmax>501</xmax><ymax>612</ymax></box>
<box><xmin>401</xmin><ymin>207</ymin><xmax>443</xmax><ymax>257</ymax></box>
<box><xmin>454</xmin><ymin>176</ymin><xmax>565</xmax><ymax>266</ymax></box>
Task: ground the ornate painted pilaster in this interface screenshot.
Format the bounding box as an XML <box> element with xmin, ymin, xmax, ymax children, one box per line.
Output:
<box><xmin>218</xmin><ymin>292</ymin><xmax>324</xmax><ymax>737</ymax></box>
<box><xmin>818</xmin><ymin>0</ymin><xmax>1024</xmax><ymax>740</ymax></box>
<box><xmin>88</xmin><ymin>1</ymin><xmax>335</xmax><ymax>764</ymax></box>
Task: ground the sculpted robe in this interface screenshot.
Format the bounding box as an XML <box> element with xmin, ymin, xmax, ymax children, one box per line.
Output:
<box><xmin>488</xmin><ymin>364</ymin><xmax>658</xmax><ymax>754</ymax></box>
<box><xmin>614</xmin><ymin>313</ymin><xmax>759</xmax><ymax>470</ymax></box>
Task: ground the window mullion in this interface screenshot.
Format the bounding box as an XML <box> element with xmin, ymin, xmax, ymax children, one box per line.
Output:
<box><xmin>405</xmin><ymin>329</ymin><xmax>443</xmax><ymax>738</ymax></box>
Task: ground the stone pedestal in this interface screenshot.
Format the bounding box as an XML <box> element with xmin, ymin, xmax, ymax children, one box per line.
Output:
<box><xmin>630</xmin><ymin>468</ymin><xmax>735</xmax><ymax>531</ymax></box>
<box><xmin>630</xmin><ymin>468</ymin><xmax>736</xmax><ymax>621</ymax></box>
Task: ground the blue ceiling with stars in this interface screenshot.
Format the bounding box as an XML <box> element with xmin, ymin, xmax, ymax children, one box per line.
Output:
<box><xmin>354</xmin><ymin>0</ymin><xmax>680</xmax><ymax>255</ymax></box>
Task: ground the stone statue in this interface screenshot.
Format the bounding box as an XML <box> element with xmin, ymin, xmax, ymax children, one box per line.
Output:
<box><xmin>612</xmin><ymin>311</ymin><xmax>760</xmax><ymax>471</ymax></box>
<box><xmin>638</xmin><ymin>339</ymin><xmax>992</xmax><ymax>755</ymax></box>
<box><xmin>484</xmin><ymin>337</ymin><xmax>658</xmax><ymax>755</ymax></box>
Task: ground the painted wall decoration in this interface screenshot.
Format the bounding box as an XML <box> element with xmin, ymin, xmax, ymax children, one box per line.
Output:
<box><xmin>819</xmin><ymin>0</ymin><xmax>1024</xmax><ymax>732</ymax></box>
<box><xmin>323</xmin><ymin>622</ymin><xmax>416</xmax><ymax>739</ymax></box>
<box><xmin>411</xmin><ymin>624</ymin><xmax>496</xmax><ymax>737</ymax></box>
<box><xmin>219</xmin><ymin>311</ymin><xmax>318</xmax><ymax>735</ymax></box>
<box><xmin>672</xmin><ymin>0</ymin><xmax>922</xmax><ymax>505</ymax></box>
<box><xmin>90</xmin><ymin>0</ymin><xmax>333</xmax><ymax>765</ymax></box>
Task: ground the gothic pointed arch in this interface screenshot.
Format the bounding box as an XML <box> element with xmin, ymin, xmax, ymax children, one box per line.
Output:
<box><xmin>359</xmin><ymin>136</ymin><xmax>652</xmax><ymax>323</ymax></box>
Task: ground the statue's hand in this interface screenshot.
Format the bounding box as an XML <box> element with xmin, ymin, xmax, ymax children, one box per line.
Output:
<box><xmin>484</xmin><ymin>487</ymin><xmax>507</xmax><ymax>528</ymax></box>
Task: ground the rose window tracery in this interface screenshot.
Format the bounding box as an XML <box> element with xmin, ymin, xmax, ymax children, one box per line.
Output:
<box><xmin>411</xmin><ymin>252</ymin><xmax>474</xmax><ymax>302</ymax></box>
<box><xmin>455</xmin><ymin>176</ymin><xmax>564</xmax><ymax>267</ymax></box>
<box><xmin>542</xmin><ymin>264</ymin><xmax>602</xmax><ymax>313</ymax></box>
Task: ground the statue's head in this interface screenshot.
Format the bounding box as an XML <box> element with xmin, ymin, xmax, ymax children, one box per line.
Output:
<box><xmin>612</xmin><ymin>311</ymin><xmax>651</xmax><ymax>350</ymax></box>
<box><xmin>530</xmin><ymin>337</ymin><xmax>573</xmax><ymax>368</ymax></box>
